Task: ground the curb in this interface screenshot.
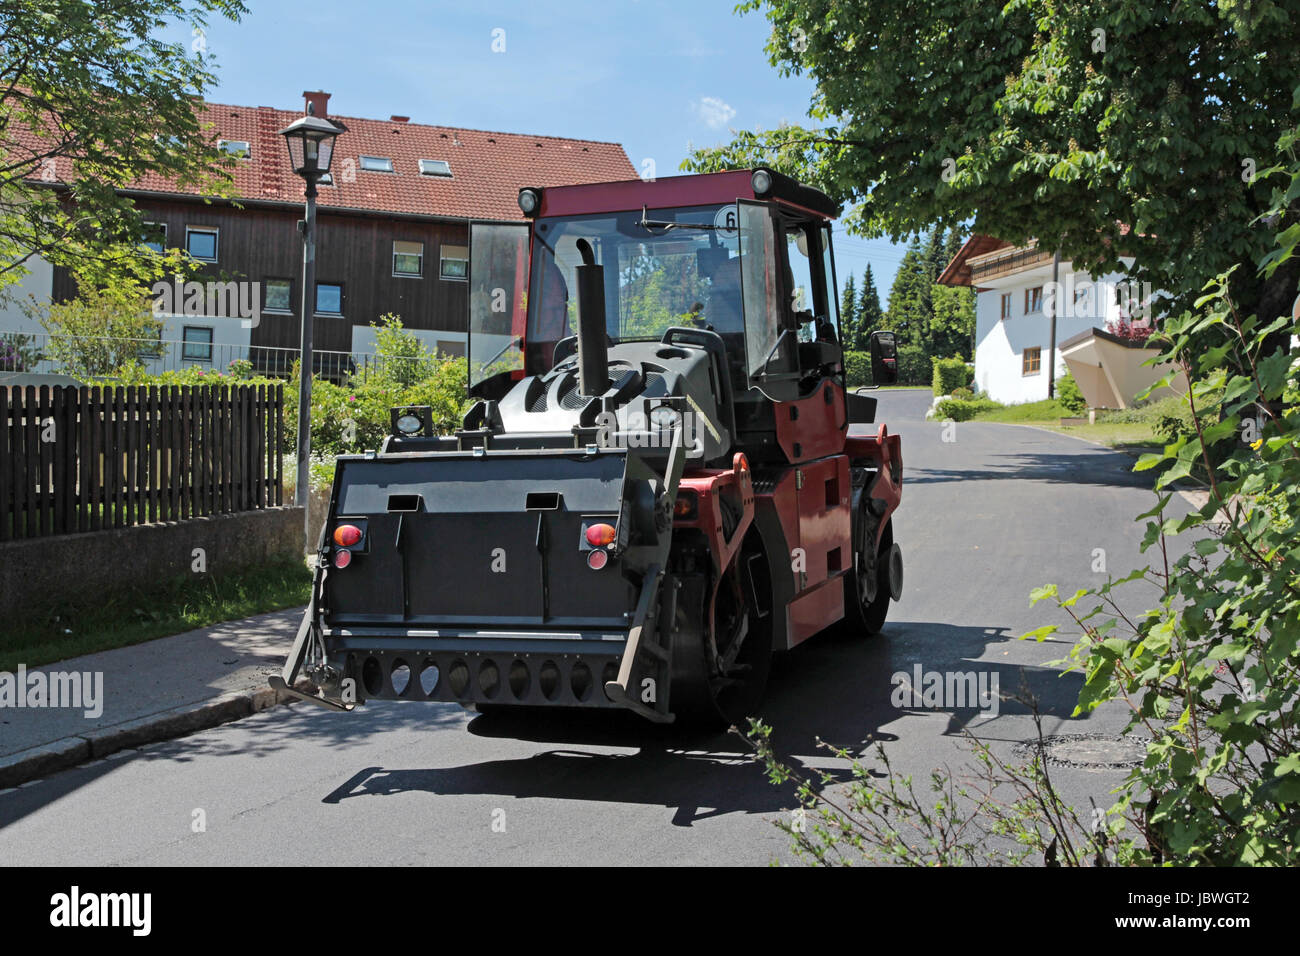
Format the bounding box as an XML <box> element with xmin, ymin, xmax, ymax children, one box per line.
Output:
<box><xmin>0</xmin><ymin>678</ymin><xmax>313</xmax><ymax>790</ymax></box>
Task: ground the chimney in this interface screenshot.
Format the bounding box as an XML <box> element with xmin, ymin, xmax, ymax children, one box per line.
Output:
<box><xmin>390</xmin><ymin>115</ymin><xmax>410</xmax><ymax>124</ymax></box>
<box><xmin>302</xmin><ymin>90</ymin><xmax>331</xmax><ymax>117</ymax></box>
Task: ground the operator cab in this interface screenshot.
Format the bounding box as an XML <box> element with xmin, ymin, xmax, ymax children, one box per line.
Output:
<box><xmin>466</xmin><ymin>169</ymin><xmax>845</xmax><ymax>408</ymax></box>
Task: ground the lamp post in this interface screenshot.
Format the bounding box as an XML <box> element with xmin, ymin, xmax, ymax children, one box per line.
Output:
<box><xmin>278</xmin><ymin>108</ymin><xmax>344</xmax><ymax>550</ymax></box>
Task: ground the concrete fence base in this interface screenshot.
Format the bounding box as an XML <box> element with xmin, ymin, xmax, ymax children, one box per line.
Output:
<box><xmin>0</xmin><ymin>507</ymin><xmax>306</xmax><ymax>618</ymax></box>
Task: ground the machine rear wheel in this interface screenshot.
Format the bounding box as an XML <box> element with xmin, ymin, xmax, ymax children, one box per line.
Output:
<box><xmin>671</xmin><ymin>542</ymin><xmax>772</xmax><ymax>729</ymax></box>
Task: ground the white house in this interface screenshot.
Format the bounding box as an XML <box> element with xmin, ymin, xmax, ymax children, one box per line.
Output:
<box><xmin>938</xmin><ymin>236</ymin><xmax>1163</xmax><ymax>406</ymax></box>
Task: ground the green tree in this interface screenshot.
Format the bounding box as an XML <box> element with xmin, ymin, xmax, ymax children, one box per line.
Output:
<box><xmin>929</xmin><ymin>283</ymin><xmax>975</xmax><ymax>360</ymax></box>
<box><xmin>680</xmin><ymin>1</ymin><xmax>1300</xmax><ymax>335</ymax></box>
<box><xmin>884</xmin><ymin>239</ymin><xmax>930</xmax><ymax>349</ymax></box>
<box><xmin>0</xmin><ymin>0</ymin><xmax>248</xmax><ymax>295</ymax></box>
<box><xmin>838</xmin><ymin>271</ymin><xmax>857</xmax><ymax>348</ymax></box>
<box><xmin>923</xmin><ymin>227</ymin><xmax>948</xmax><ymax>282</ymax></box>
<box><xmin>943</xmin><ymin>228</ymin><xmax>966</xmax><ymax>269</ymax></box>
<box><xmin>855</xmin><ymin>264</ymin><xmax>883</xmax><ymax>349</ymax></box>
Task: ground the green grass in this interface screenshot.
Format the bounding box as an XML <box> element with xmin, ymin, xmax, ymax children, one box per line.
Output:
<box><xmin>1038</xmin><ymin>421</ymin><xmax>1163</xmax><ymax>449</ymax></box>
<box><xmin>969</xmin><ymin>398</ymin><xmax>1162</xmax><ymax>447</ymax></box>
<box><xmin>1</xmin><ymin>557</ymin><xmax>312</xmax><ymax>671</ymax></box>
<box><xmin>971</xmin><ymin>398</ymin><xmax>1069</xmax><ymax>422</ymax></box>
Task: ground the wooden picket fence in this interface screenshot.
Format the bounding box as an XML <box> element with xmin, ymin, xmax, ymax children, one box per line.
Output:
<box><xmin>0</xmin><ymin>385</ymin><xmax>284</xmax><ymax>540</ymax></box>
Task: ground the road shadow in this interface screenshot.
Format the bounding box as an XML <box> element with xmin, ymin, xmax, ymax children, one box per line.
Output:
<box><xmin>907</xmin><ymin>450</ymin><xmax>1152</xmax><ymax>489</ymax></box>
<box><xmin>309</xmin><ymin>621</ymin><xmax>1088</xmax><ymax>826</ymax></box>
<box><xmin>0</xmin><ymin>621</ymin><xmax>1091</xmax><ymax>834</ymax></box>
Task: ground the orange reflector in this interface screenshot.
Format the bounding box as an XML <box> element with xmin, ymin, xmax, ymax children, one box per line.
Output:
<box><xmin>587</xmin><ymin>549</ymin><xmax>608</xmax><ymax>570</ymax></box>
<box><xmin>333</xmin><ymin>548</ymin><xmax>352</xmax><ymax>569</ymax></box>
<box><xmin>585</xmin><ymin>523</ymin><xmax>616</xmax><ymax>547</ymax></box>
<box><xmin>333</xmin><ymin>524</ymin><xmax>362</xmax><ymax>547</ymax></box>
<box><xmin>674</xmin><ymin>492</ymin><xmax>697</xmax><ymax>519</ymax></box>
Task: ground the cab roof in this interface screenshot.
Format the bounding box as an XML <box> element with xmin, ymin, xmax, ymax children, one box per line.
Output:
<box><xmin>533</xmin><ymin>168</ymin><xmax>840</xmax><ymax>221</ymax></box>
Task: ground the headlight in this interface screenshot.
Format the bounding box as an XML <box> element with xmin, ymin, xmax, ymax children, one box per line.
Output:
<box><xmin>650</xmin><ymin>406</ymin><xmax>681</xmax><ymax>431</ymax></box>
<box><xmin>396</xmin><ymin>414</ymin><xmax>423</xmax><ymax>435</ymax></box>
<box><xmin>518</xmin><ymin>187</ymin><xmax>542</xmax><ymax>216</ymax></box>
<box><xmin>751</xmin><ymin>168</ymin><xmax>773</xmax><ymax>196</ymax></box>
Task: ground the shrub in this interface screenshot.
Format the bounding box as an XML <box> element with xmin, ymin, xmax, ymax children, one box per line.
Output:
<box><xmin>1096</xmin><ymin>394</ymin><xmax>1191</xmax><ymax>425</ymax></box>
<box><xmin>101</xmin><ymin>361</ymin><xmax>280</xmax><ymax>388</ymax></box>
<box><xmin>26</xmin><ymin>288</ymin><xmax>163</xmax><ymax>380</ymax></box>
<box><xmin>0</xmin><ymin>332</ymin><xmax>42</xmax><ymax>372</ymax></box>
<box><xmin>227</xmin><ymin>358</ymin><xmax>254</xmax><ymax>380</ymax></box>
<box><xmin>367</xmin><ymin>314</ymin><xmax>440</xmax><ymax>388</ymax></box>
<box><xmin>1105</xmin><ymin>319</ymin><xmax>1154</xmax><ymax>343</ymax></box>
<box><xmin>950</xmin><ymin>386</ymin><xmax>973</xmax><ymax>400</ymax></box>
<box><xmin>1055</xmin><ymin>372</ymin><xmax>1087</xmax><ymax>414</ymax></box>
<box><xmin>896</xmin><ymin>345</ymin><xmax>930</xmax><ymax>385</ymax></box>
<box><xmin>282</xmin><ymin>328</ymin><xmax>470</xmax><ymax>456</ymax></box>
<box><xmin>931</xmin><ymin>356</ymin><xmax>970</xmax><ymax>396</ymax></box>
<box><xmin>934</xmin><ymin>396</ymin><xmax>1000</xmax><ymax>421</ymax></box>
<box><xmin>842</xmin><ymin>350</ymin><xmax>869</xmax><ymax>387</ymax></box>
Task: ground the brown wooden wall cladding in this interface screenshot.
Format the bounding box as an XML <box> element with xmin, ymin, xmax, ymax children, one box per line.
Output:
<box><xmin>51</xmin><ymin>200</ymin><xmax>472</xmax><ymax>352</ymax></box>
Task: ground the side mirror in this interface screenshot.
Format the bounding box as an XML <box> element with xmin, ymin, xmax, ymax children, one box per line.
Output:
<box><xmin>869</xmin><ymin>330</ymin><xmax>899</xmax><ymax>386</ymax></box>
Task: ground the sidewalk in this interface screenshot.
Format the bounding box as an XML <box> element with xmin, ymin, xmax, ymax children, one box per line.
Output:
<box><xmin>0</xmin><ymin>606</ymin><xmax>308</xmax><ymax>788</ymax></box>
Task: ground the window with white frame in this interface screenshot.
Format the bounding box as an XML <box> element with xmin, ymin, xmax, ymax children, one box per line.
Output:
<box><xmin>264</xmin><ymin>279</ymin><xmax>292</xmax><ymax>313</ymax></box>
<box><xmin>393</xmin><ymin>241</ymin><xmax>424</xmax><ymax>277</ymax></box>
<box><xmin>142</xmin><ymin>222</ymin><xmax>167</xmax><ymax>254</ymax></box>
<box><xmin>185</xmin><ymin>226</ymin><xmax>218</xmax><ymax>262</ymax></box>
<box><xmin>316</xmin><ymin>282</ymin><xmax>343</xmax><ymax>315</ymax></box>
<box><xmin>360</xmin><ymin>155</ymin><xmax>394</xmax><ymax>173</ymax></box>
<box><xmin>440</xmin><ymin>243</ymin><xmax>468</xmax><ymax>280</ymax></box>
<box><xmin>182</xmin><ymin>326</ymin><xmax>213</xmax><ymax>363</ymax></box>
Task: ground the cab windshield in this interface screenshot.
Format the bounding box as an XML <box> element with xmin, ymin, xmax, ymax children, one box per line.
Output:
<box><xmin>524</xmin><ymin>204</ymin><xmax>747</xmax><ymax>373</ymax></box>
<box><xmin>468</xmin><ymin>201</ymin><xmax>837</xmax><ymax>399</ymax></box>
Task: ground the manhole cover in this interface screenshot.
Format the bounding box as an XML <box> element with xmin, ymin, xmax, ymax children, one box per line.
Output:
<box><xmin>1014</xmin><ymin>733</ymin><xmax>1148</xmax><ymax>770</ymax></box>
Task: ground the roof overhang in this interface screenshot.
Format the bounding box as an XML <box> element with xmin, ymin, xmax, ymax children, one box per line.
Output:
<box><xmin>937</xmin><ymin>233</ymin><xmax>1014</xmax><ymax>287</ymax></box>
<box><xmin>535</xmin><ymin>169</ymin><xmax>840</xmax><ymax>220</ymax></box>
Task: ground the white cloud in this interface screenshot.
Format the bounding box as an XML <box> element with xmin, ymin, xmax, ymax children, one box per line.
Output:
<box><xmin>693</xmin><ymin>96</ymin><xmax>736</xmax><ymax>129</ymax></box>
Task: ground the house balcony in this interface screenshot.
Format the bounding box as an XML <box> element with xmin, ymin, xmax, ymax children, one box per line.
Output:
<box><xmin>968</xmin><ymin>242</ymin><xmax>1055</xmax><ymax>285</ymax></box>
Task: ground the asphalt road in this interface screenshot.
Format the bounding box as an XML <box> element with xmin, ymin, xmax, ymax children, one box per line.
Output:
<box><xmin>0</xmin><ymin>387</ymin><xmax>1186</xmax><ymax>865</ymax></box>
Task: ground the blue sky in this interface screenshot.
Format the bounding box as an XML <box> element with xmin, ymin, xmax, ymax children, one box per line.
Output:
<box><xmin>184</xmin><ymin>0</ymin><xmax>909</xmax><ymax>302</ymax></box>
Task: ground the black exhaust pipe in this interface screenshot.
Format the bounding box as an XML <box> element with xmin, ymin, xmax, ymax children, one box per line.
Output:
<box><xmin>574</xmin><ymin>238</ymin><xmax>609</xmax><ymax>397</ymax></box>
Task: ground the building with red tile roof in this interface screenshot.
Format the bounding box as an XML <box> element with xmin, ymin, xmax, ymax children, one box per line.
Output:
<box><xmin>6</xmin><ymin>92</ymin><xmax>635</xmax><ymax>374</ymax></box>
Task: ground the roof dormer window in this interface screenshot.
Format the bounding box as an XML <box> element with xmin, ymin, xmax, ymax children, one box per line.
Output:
<box><xmin>360</xmin><ymin>155</ymin><xmax>394</xmax><ymax>173</ymax></box>
<box><xmin>419</xmin><ymin>159</ymin><xmax>452</xmax><ymax>178</ymax></box>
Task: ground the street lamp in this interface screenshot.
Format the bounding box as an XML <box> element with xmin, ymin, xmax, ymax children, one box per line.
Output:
<box><xmin>278</xmin><ymin>106</ymin><xmax>344</xmax><ymax>550</ymax></box>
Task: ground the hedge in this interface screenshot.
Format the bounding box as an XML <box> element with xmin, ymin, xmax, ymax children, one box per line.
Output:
<box><xmin>931</xmin><ymin>357</ymin><xmax>970</xmax><ymax>396</ymax></box>
<box><xmin>933</xmin><ymin>396</ymin><xmax>1001</xmax><ymax>421</ymax></box>
<box><xmin>1055</xmin><ymin>372</ymin><xmax>1087</xmax><ymax>414</ymax></box>
<box><xmin>843</xmin><ymin>348</ymin><xmax>930</xmax><ymax>387</ymax></box>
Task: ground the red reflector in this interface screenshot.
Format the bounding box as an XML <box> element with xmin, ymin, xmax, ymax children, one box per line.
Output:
<box><xmin>333</xmin><ymin>524</ymin><xmax>362</xmax><ymax>547</ymax></box>
<box><xmin>333</xmin><ymin>548</ymin><xmax>352</xmax><ymax>569</ymax></box>
<box><xmin>587</xmin><ymin>549</ymin><xmax>608</xmax><ymax>570</ymax></box>
<box><xmin>585</xmin><ymin>523</ymin><xmax>616</xmax><ymax>547</ymax></box>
